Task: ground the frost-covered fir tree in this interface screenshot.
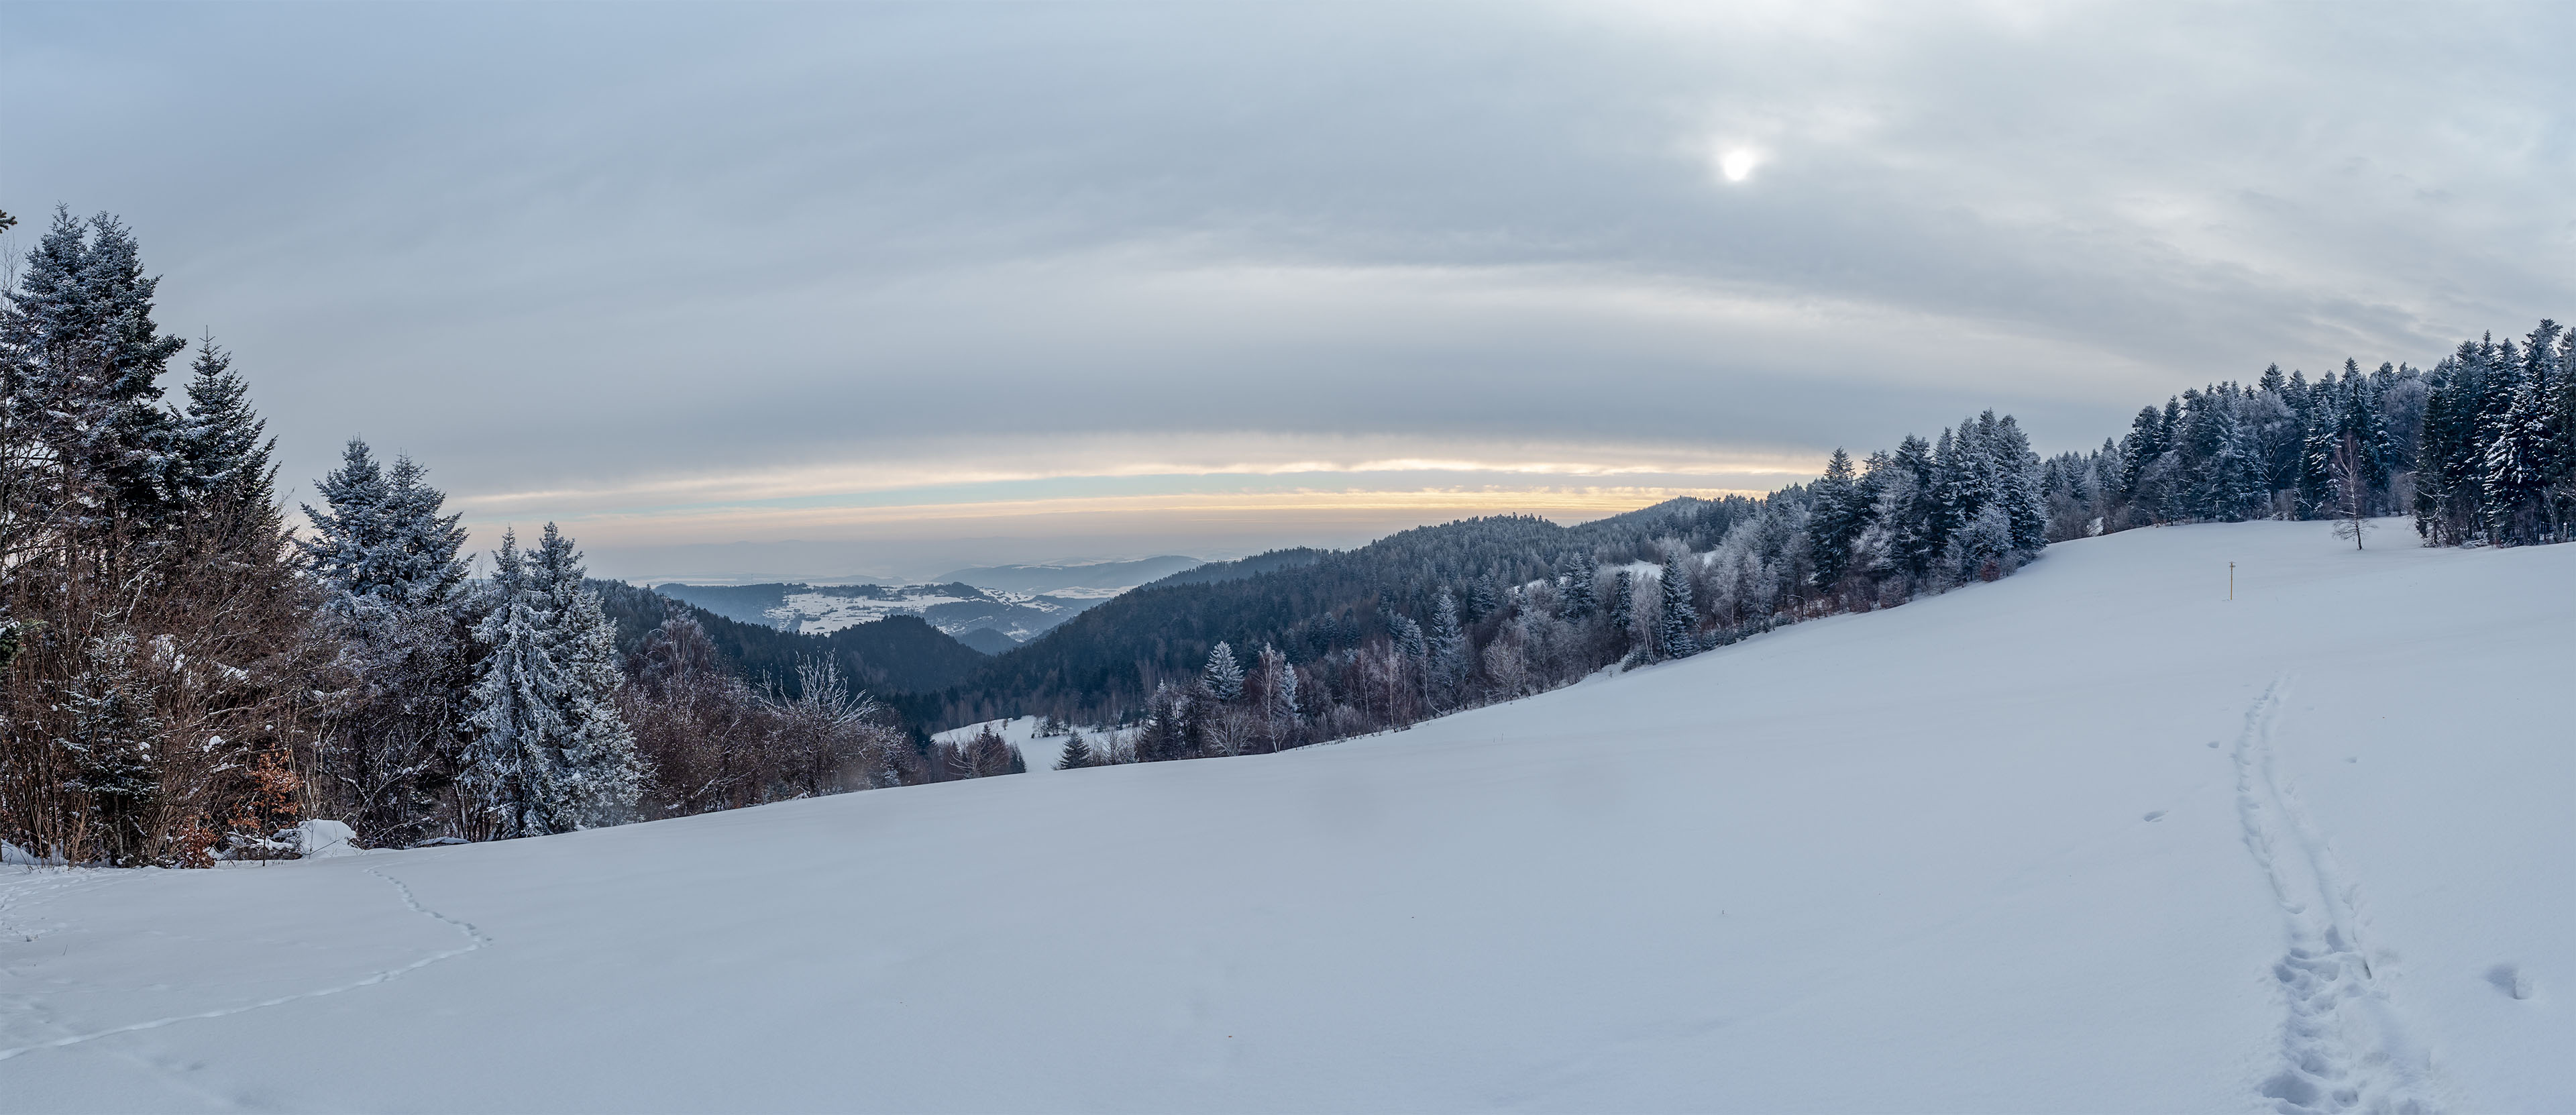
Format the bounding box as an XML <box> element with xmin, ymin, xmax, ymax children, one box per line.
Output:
<box><xmin>1201</xmin><ymin>641</ymin><xmax>1244</xmax><ymax>701</ymax></box>
<box><xmin>2414</xmin><ymin>341</ymin><xmax>2502</xmax><ymax>544</ymax></box>
<box><xmin>298</xmin><ymin>441</ymin><xmax>476</xmax><ymax>845</ymax></box>
<box><xmin>1951</xmin><ymin>504</ymin><xmax>2018</xmax><ymax>580</ymax></box>
<box><xmin>1135</xmin><ymin>682</ymin><xmax>1192</xmax><ymax>762</ymax></box>
<box><xmin>1805</xmin><ymin>448</ymin><xmax>1870</xmax><ymax>588</ymax></box>
<box><xmin>299</xmin><ymin>439</ymin><xmax>470</xmax><ymax>613</ymax></box>
<box><xmin>1427</xmin><ymin>589</ymin><xmax>1470</xmax><ymax>705</ymax></box>
<box><xmin>1256</xmin><ymin>643</ymin><xmax>1299</xmax><ymax>747</ymax></box>
<box><xmin>1605</xmin><ymin>569</ymin><xmax>1634</xmax><ymax>647</ymax></box>
<box><xmin>2204</xmin><ymin>399</ymin><xmax>2269</xmax><ymax>522</ymax></box>
<box><xmin>1877</xmin><ymin>435</ymin><xmax>1942</xmax><ymax>580</ymax></box>
<box><xmin>1654</xmin><ymin>558</ymin><xmax>1697</xmax><ymax>660</ymax></box>
<box><xmin>0</xmin><ymin>209</ymin><xmax>188</xmax><ymax>520</ymax></box>
<box><xmin>1987</xmin><ymin>414</ymin><xmax>2051</xmax><ymax>552</ymax></box>
<box><xmin>2302</xmin><ymin>363</ymin><xmax>2392</xmax><ymax>519</ymax></box>
<box><xmin>2480</xmin><ymin>322</ymin><xmax>2565</xmax><ymax>545</ymax></box>
<box><xmin>379</xmin><ymin>457</ymin><xmax>471</xmax><ymax>606</ymax></box>
<box><xmin>1387</xmin><ymin>610</ymin><xmax>1429</xmax><ymax>661</ymax></box>
<box><xmin>1560</xmin><ymin>551</ymin><xmax>1597</xmax><ymax>619</ymax></box>
<box><xmin>57</xmin><ymin>634</ymin><xmax>164</xmax><ymax>866</ymax></box>
<box><xmin>168</xmin><ymin>339</ymin><xmax>274</xmax><ymax>510</ymax></box>
<box><xmin>468</xmin><ymin>525</ymin><xmax>642</xmax><ymax>837</ymax></box>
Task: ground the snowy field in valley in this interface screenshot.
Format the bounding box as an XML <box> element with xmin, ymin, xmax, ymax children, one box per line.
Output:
<box><xmin>769</xmin><ymin>586</ymin><xmax>1077</xmax><ymax>641</ymax></box>
<box><xmin>2</xmin><ymin>520</ymin><xmax>2567</xmax><ymax>1113</ymax></box>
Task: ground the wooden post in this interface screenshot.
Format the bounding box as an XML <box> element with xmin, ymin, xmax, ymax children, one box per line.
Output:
<box><xmin>2229</xmin><ymin>562</ymin><xmax>2235</xmax><ymax>601</ymax></box>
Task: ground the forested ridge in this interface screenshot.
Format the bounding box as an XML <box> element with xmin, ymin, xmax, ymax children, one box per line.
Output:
<box><xmin>2</xmin><ymin>205</ymin><xmax>2565</xmax><ymax>861</ymax></box>
<box><xmin>590</xmin><ymin>580</ymin><xmax>986</xmax><ymax>696</ymax></box>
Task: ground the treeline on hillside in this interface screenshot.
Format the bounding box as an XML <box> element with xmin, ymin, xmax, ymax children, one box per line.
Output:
<box><xmin>2038</xmin><ymin>321</ymin><xmax>2573</xmax><ymax>547</ymax></box>
<box><xmin>1002</xmin><ymin>321</ymin><xmax>2573</xmax><ymax>767</ymax></box>
<box><xmin>935</xmin><ymin>411</ymin><xmax>2053</xmax><ymax>749</ymax></box>
<box><xmin>924</xmin><ymin>498</ymin><xmax>1747</xmax><ymax>728</ymax></box>
<box><xmin>0</xmin><ymin>209</ymin><xmax>1009</xmax><ymax>865</ymax></box>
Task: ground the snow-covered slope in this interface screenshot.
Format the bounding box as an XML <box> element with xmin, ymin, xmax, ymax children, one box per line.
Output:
<box><xmin>4</xmin><ymin>521</ymin><xmax>2567</xmax><ymax>1113</ymax></box>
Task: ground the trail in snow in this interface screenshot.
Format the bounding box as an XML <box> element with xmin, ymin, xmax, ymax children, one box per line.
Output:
<box><xmin>2232</xmin><ymin>682</ymin><xmax>2436</xmax><ymax>1115</ymax></box>
<box><xmin>0</xmin><ymin>867</ymin><xmax>489</xmax><ymax>1063</ymax></box>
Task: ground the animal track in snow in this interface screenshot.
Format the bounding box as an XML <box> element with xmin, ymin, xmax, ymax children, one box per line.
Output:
<box><xmin>0</xmin><ymin>867</ymin><xmax>488</xmax><ymax>1063</ymax></box>
<box><xmin>2232</xmin><ymin>682</ymin><xmax>2438</xmax><ymax>1114</ymax></box>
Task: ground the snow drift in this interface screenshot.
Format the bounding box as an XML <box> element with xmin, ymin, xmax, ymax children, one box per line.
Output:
<box><xmin>1</xmin><ymin>521</ymin><xmax>2567</xmax><ymax>1113</ymax></box>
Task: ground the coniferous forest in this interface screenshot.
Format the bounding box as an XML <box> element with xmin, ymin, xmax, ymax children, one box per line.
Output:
<box><xmin>2</xmin><ymin>206</ymin><xmax>2568</xmax><ymax>863</ymax></box>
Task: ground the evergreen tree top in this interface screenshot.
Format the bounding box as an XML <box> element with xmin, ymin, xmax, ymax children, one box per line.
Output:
<box><xmin>172</xmin><ymin>338</ymin><xmax>276</xmax><ymax>502</ymax></box>
<box><xmin>299</xmin><ymin>438</ymin><xmax>470</xmax><ymax>611</ymax></box>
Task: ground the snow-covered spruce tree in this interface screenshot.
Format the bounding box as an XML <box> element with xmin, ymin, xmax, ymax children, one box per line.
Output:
<box><xmin>467</xmin><ymin>525</ymin><xmax>642</xmax><ymax>837</ymax></box>
<box><xmin>380</xmin><ymin>457</ymin><xmax>471</xmax><ymax>607</ymax></box>
<box><xmin>1805</xmin><ymin>448</ymin><xmax>1872</xmax><ymax>594</ymax></box>
<box><xmin>2</xmin><ymin>209</ymin><xmax>188</xmax><ymax>525</ymax></box>
<box><xmin>2302</xmin><ymin>363</ymin><xmax>2394</xmax><ymax>519</ymax></box>
<box><xmin>1560</xmin><ymin>551</ymin><xmax>1597</xmax><ymax>619</ymax></box>
<box><xmin>1201</xmin><ymin>641</ymin><xmax>1244</xmax><ymax>701</ymax></box>
<box><xmin>1134</xmin><ymin>681</ymin><xmax>1193</xmax><ymax>762</ymax></box>
<box><xmin>1603</xmin><ymin>569</ymin><xmax>1634</xmax><ymax>653</ymax></box>
<box><xmin>56</xmin><ymin>634</ymin><xmax>165</xmax><ymax>865</ymax></box>
<box><xmin>299</xmin><ymin>440</ymin><xmax>391</xmax><ymax>600</ymax></box>
<box><xmin>1951</xmin><ymin>504</ymin><xmax>2019</xmax><ymax>581</ymax></box>
<box><xmin>1055</xmin><ymin>729</ymin><xmax>1095</xmax><ymax>770</ymax></box>
<box><xmin>1654</xmin><ymin>557</ymin><xmax>1698</xmax><ymax>660</ymax></box>
<box><xmin>1386</xmin><ymin>609</ymin><xmax>1428</xmax><ymax>662</ymax></box>
<box><xmin>299</xmin><ymin>439</ymin><xmax>470</xmax><ymax>614</ymax></box>
<box><xmin>1256</xmin><ymin>643</ymin><xmax>1299</xmax><ymax>749</ymax></box>
<box><xmin>1875</xmin><ymin>434</ymin><xmax>1941</xmax><ymax>583</ymax></box>
<box><xmin>298</xmin><ymin>440</ymin><xmax>478</xmax><ymax>846</ymax></box>
<box><xmin>1426</xmin><ymin>589</ymin><xmax>1470</xmax><ymax>708</ymax></box>
<box><xmin>1927</xmin><ymin>427</ymin><xmax>1972</xmax><ymax>558</ymax></box>
<box><xmin>1988</xmin><ymin>414</ymin><xmax>2050</xmax><ymax>553</ymax></box>
<box><xmin>1</xmin><ymin>209</ymin><xmax>312</xmax><ymax>866</ymax></box>
<box><xmin>2481</xmin><ymin>321</ymin><xmax>2564</xmax><ymax>545</ymax></box>
<box><xmin>2414</xmin><ymin>345</ymin><xmax>2490</xmax><ymax>544</ymax></box>
<box><xmin>168</xmin><ymin>339</ymin><xmax>275</xmax><ymax>515</ymax></box>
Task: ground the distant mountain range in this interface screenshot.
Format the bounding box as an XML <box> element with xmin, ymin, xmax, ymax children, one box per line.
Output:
<box><xmin>652</xmin><ymin>556</ymin><xmax>1205</xmax><ymax>651</ymax></box>
<box><xmin>929</xmin><ymin>556</ymin><xmax>1205</xmax><ymax>596</ymax></box>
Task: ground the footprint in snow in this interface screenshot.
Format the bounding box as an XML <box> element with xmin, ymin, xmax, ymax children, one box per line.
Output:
<box><xmin>2143</xmin><ymin>811</ymin><xmax>2166</xmax><ymax>822</ymax></box>
<box><xmin>2486</xmin><ymin>963</ymin><xmax>2534</xmax><ymax>1001</ymax></box>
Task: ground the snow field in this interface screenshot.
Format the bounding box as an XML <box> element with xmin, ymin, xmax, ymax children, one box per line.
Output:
<box><xmin>0</xmin><ymin>519</ymin><xmax>2567</xmax><ymax>1112</ymax></box>
<box><xmin>930</xmin><ymin>716</ymin><xmax>1063</xmax><ymax>772</ymax></box>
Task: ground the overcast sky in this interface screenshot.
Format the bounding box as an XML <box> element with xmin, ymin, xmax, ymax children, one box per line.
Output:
<box><xmin>6</xmin><ymin>1</ymin><xmax>2569</xmax><ymax>580</ymax></box>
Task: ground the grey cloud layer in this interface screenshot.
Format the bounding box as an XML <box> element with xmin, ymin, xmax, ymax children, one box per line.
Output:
<box><xmin>5</xmin><ymin>1</ymin><xmax>2569</xmax><ymax>521</ymax></box>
